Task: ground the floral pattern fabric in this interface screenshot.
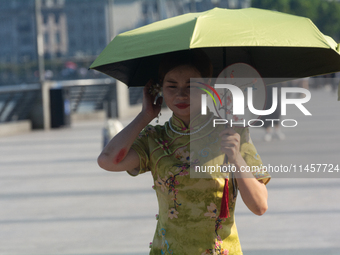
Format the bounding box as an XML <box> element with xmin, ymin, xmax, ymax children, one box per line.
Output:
<box><xmin>130</xmin><ymin>112</ymin><xmax>270</xmax><ymax>255</ymax></box>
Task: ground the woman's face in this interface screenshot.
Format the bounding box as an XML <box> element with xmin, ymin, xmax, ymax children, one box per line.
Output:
<box><xmin>162</xmin><ymin>65</ymin><xmax>205</xmax><ymax>126</ymax></box>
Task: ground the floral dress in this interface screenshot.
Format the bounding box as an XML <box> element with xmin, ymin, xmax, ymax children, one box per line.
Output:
<box><xmin>129</xmin><ymin>112</ymin><xmax>270</xmax><ymax>255</ymax></box>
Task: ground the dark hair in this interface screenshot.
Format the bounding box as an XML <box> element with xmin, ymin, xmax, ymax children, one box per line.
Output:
<box><xmin>158</xmin><ymin>49</ymin><xmax>213</xmax><ymax>84</ymax></box>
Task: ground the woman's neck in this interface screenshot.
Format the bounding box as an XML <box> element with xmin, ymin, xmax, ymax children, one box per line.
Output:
<box><xmin>174</xmin><ymin>115</ymin><xmax>190</xmax><ymax>127</ymax></box>
<box><xmin>173</xmin><ymin>112</ymin><xmax>202</xmax><ymax>128</ymax></box>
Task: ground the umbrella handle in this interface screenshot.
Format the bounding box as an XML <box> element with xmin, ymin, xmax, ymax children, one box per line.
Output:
<box><xmin>220</xmin><ymin>123</ymin><xmax>230</xmax><ymax>218</ymax></box>
<box><xmin>223</xmin><ymin>152</ymin><xmax>228</xmax><ymax>165</ymax></box>
<box><xmin>220</xmin><ymin>122</ymin><xmax>236</xmax><ymax>219</ymax></box>
<box><xmin>223</xmin><ymin>123</ymin><xmax>229</xmax><ymax>165</ymax></box>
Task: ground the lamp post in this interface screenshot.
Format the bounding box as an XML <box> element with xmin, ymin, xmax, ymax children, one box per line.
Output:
<box><xmin>34</xmin><ymin>0</ymin><xmax>51</xmax><ymax>129</ymax></box>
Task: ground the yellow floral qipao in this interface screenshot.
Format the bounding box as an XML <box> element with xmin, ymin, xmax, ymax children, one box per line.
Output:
<box><xmin>129</xmin><ymin>112</ymin><xmax>270</xmax><ymax>255</ymax></box>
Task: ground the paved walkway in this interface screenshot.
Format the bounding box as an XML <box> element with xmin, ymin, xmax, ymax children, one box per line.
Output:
<box><xmin>0</xmin><ymin>88</ymin><xmax>339</xmax><ymax>255</ymax></box>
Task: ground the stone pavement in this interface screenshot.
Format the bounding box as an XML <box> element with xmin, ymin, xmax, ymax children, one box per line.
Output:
<box><xmin>0</xmin><ymin>88</ymin><xmax>339</xmax><ymax>255</ymax></box>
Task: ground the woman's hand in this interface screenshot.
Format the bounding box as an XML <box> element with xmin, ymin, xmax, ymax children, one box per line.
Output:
<box><xmin>220</xmin><ymin>127</ymin><xmax>268</xmax><ymax>216</ymax></box>
<box><xmin>219</xmin><ymin>127</ymin><xmax>242</xmax><ymax>164</ymax></box>
<box><xmin>141</xmin><ymin>80</ymin><xmax>163</xmax><ymax>121</ymax></box>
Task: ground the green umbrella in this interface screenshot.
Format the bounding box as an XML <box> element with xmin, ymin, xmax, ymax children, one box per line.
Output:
<box><xmin>90</xmin><ymin>7</ymin><xmax>340</xmax><ymax>87</ymax></box>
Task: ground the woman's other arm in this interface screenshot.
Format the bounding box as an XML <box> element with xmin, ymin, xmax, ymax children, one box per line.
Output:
<box><xmin>220</xmin><ymin>128</ymin><xmax>268</xmax><ymax>216</ymax></box>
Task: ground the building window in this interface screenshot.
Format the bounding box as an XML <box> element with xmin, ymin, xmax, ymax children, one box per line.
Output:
<box><xmin>20</xmin><ymin>36</ymin><xmax>32</xmax><ymax>45</ymax></box>
<box><xmin>45</xmin><ymin>0</ymin><xmax>54</xmax><ymax>8</ymax></box>
<box><xmin>55</xmin><ymin>13</ymin><xmax>60</xmax><ymax>23</ymax></box>
<box><xmin>98</xmin><ymin>36</ymin><xmax>105</xmax><ymax>46</ymax></box>
<box><xmin>70</xmin><ymin>39</ymin><xmax>76</xmax><ymax>48</ymax></box>
<box><xmin>56</xmin><ymin>32</ymin><xmax>60</xmax><ymax>43</ymax></box>
<box><xmin>56</xmin><ymin>0</ymin><xmax>65</xmax><ymax>6</ymax></box>
<box><xmin>44</xmin><ymin>33</ymin><xmax>49</xmax><ymax>45</ymax></box>
<box><xmin>43</xmin><ymin>14</ymin><xmax>49</xmax><ymax>24</ymax></box>
<box><xmin>17</xmin><ymin>20</ymin><xmax>31</xmax><ymax>32</ymax></box>
<box><xmin>68</xmin><ymin>24</ymin><xmax>74</xmax><ymax>33</ymax></box>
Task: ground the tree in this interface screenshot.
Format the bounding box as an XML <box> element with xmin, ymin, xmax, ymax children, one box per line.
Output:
<box><xmin>251</xmin><ymin>0</ymin><xmax>340</xmax><ymax>41</ymax></box>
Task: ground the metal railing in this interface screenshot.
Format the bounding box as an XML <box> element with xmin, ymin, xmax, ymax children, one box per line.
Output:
<box><xmin>0</xmin><ymin>84</ymin><xmax>40</xmax><ymax>122</ymax></box>
<box><xmin>0</xmin><ymin>78</ymin><xmax>117</xmax><ymax>124</ymax></box>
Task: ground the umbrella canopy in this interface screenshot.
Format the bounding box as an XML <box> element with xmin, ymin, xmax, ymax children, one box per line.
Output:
<box><xmin>90</xmin><ymin>7</ymin><xmax>340</xmax><ymax>87</ymax></box>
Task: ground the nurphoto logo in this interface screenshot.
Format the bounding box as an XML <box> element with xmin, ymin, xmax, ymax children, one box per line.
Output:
<box><xmin>200</xmin><ymin>83</ymin><xmax>312</xmax><ymax>128</ymax></box>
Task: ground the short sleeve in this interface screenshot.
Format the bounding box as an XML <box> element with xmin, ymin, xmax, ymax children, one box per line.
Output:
<box><xmin>238</xmin><ymin>127</ymin><xmax>271</xmax><ymax>185</ymax></box>
<box><xmin>127</xmin><ymin>125</ymin><xmax>153</xmax><ymax>177</ymax></box>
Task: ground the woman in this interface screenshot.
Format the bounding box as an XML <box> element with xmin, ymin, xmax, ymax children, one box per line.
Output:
<box><xmin>98</xmin><ymin>50</ymin><xmax>270</xmax><ymax>254</ymax></box>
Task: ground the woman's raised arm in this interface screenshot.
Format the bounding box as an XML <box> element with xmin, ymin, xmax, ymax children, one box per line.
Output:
<box><xmin>97</xmin><ymin>81</ymin><xmax>163</xmax><ymax>172</ymax></box>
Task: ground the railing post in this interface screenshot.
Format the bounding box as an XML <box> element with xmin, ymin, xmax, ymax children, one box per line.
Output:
<box><xmin>29</xmin><ymin>81</ymin><xmax>51</xmax><ymax>129</ymax></box>
<box><xmin>116</xmin><ymin>80</ymin><xmax>142</xmax><ymax>119</ymax></box>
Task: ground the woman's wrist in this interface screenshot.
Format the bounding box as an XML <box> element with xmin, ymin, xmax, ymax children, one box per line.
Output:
<box><xmin>230</xmin><ymin>154</ymin><xmax>252</xmax><ymax>178</ymax></box>
<box><xmin>136</xmin><ymin>111</ymin><xmax>155</xmax><ymax>127</ymax></box>
<box><xmin>228</xmin><ymin>152</ymin><xmax>243</xmax><ymax>165</ymax></box>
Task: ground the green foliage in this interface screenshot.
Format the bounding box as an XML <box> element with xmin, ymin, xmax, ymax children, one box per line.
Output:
<box><xmin>251</xmin><ymin>0</ymin><xmax>340</xmax><ymax>41</ymax></box>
